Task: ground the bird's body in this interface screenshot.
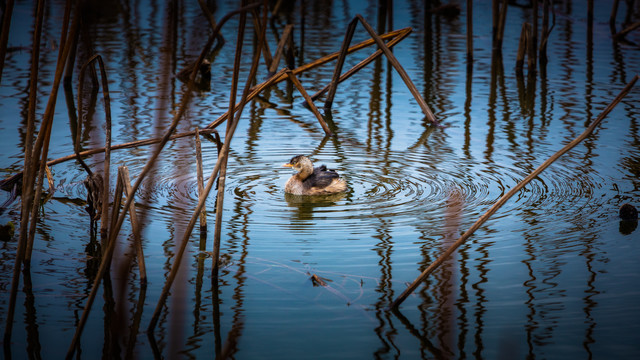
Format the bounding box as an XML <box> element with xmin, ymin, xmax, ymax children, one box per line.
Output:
<box><xmin>283</xmin><ymin>155</ymin><xmax>347</xmax><ymax>195</ymax></box>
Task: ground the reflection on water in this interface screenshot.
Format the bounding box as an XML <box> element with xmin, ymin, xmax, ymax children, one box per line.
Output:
<box><xmin>1</xmin><ymin>0</ymin><xmax>640</xmax><ymax>359</ymax></box>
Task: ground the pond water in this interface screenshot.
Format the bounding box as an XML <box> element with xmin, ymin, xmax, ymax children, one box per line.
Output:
<box><xmin>1</xmin><ymin>0</ymin><xmax>640</xmax><ymax>359</ymax></box>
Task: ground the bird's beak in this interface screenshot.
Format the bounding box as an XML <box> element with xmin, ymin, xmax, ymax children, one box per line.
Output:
<box><xmin>282</xmin><ymin>163</ymin><xmax>293</xmax><ymax>168</ymax></box>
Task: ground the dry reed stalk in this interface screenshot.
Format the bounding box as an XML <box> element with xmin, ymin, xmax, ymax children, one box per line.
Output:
<box><xmin>0</xmin><ymin>0</ymin><xmax>14</xmax><ymax>84</ymax></box>
<box><xmin>610</xmin><ymin>0</ymin><xmax>621</xmax><ymax>34</ymax></box>
<box><xmin>285</xmin><ymin>69</ymin><xmax>333</xmax><ymax>136</ymax></box>
<box><xmin>269</xmin><ymin>24</ymin><xmax>294</xmax><ymax>74</ymax></box>
<box><xmin>324</xmin><ymin>17</ymin><xmax>358</xmax><ymax>111</ymax></box>
<box><xmin>65</xmin><ymin>4</ymin><xmax>262</xmax><ymax>356</ymax></box>
<box><xmin>195</xmin><ymin>128</ymin><xmax>207</xmax><ymax>235</ymax></box>
<box><xmin>530</xmin><ymin>0</ymin><xmax>538</xmax><ymax>71</ymax></box>
<box><xmin>494</xmin><ymin>0</ymin><xmax>508</xmax><ymax>53</ymax></box>
<box><xmin>310</xmin><ymin>27</ymin><xmax>412</xmax><ymax>101</ymax></box>
<box><xmin>516</xmin><ymin>22</ymin><xmax>531</xmax><ymax>71</ymax></box>
<box><xmin>614</xmin><ymin>21</ymin><xmax>640</xmax><ymax>41</ymax></box>
<box><xmin>356</xmin><ymin>15</ymin><xmax>439</xmax><ymax>126</ymax></box>
<box><xmin>390</xmin><ymin>75</ymin><xmax>639</xmax><ymax>310</ymax></box>
<box><xmin>492</xmin><ymin>0</ymin><xmax>498</xmax><ymax>42</ymax></box>
<box><xmin>252</xmin><ymin>11</ymin><xmax>273</xmax><ymax>69</ymax></box>
<box><xmin>119</xmin><ymin>166</ymin><xmax>147</xmax><ymax>285</ymax></box>
<box><xmin>587</xmin><ymin>0</ymin><xmax>594</xmax><ymax>42</ymax></box>
<box><xmin>197</xmin><ymin>0</ymin><xmax>224</xmax><ymax>45</ymax></box>
<box><xmin>466</xmin><ymin>0</ymin><xmax>473</xmax><ymax>63</ymax></box>
<box><xmin>539</xmin><ymin>0</ymin><xmax>551</xmax><ymax>66</ymax></box>
<box><xmin>147</xmin><ymin>0</ymin><xmax>269</xmax><ymax>333</ymax></box>
<box><xmin>109</xmin><ymin>168</ymin><xmax>125</xmax><ymax>239</ymax></box>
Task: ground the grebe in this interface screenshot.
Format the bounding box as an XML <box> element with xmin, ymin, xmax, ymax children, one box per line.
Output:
<box><xmin>282</xmin><ymin>155</ymin><xmax>347</xmax><ymax>195</ymax></box>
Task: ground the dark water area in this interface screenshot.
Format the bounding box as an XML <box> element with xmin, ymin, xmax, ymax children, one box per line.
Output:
<box><xmin>1</xmin><ymin>0</ymin><xmax>640</xmax><ymax>358</ymax></box>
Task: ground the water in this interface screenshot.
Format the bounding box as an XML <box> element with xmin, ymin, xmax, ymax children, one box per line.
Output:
<box><xmin>1</xmin><ymin>0</ymin><xmax>640</xmax><ymax>358</ymax></box>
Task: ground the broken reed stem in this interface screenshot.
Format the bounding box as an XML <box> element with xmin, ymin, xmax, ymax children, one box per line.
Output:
<box><xmin>3</xmin><ymin>0</ymin><xmax>45</xmax><ymax>345</ymax></box>
<box><xmin>109</xmin><ymin>169</ymin><xmax>125</xmax><ymax>239</ymax></box>
<box><xmin>530</xmin><ymin>0</ymin><xmax>538</xmax><ymax>71</ymax></box>
<box><xmin>197</xmin><ymin>0</ymin><xmax>224</xmax><ymax>45</ymax></box>
<box><xmin>356</xmin><ymin>14</ymin><xmax>439</xmax><ymax>127</ymax></box>
<box><xmin>65</xmin><ymin>4</ymin><xmax>261</xmax><ymax>357</ymax></box>
<box><xmin>269</xmin><ymin>24</ymin><xmax>294</xmax><ymax>74</ymax></box>
<box><xmin>310</xmin><ymin>27</ymin><xmax>411</xmax><ymax>102</ymax></box>
<box><xmin>492</xmin><ymin>0</ymin><xmax>498</xmax><ymax>42</ymax></box>
<box><xmin>147</xmin><ymin>0</ymin><xmax>269</xmax><ymax>333</ymax></box>
<box><xmin>516</xmin><ymin>22</ymin><xmax>530</xmax><ymax>71</ymax></box>
<box><xmin>324</xmin><ymin>17</ymin><xmax>358</xmax><ymax>111</ymax></box>
<box><xmin>539</xmin><ymin>0</ymin><xmax>550</xmax><ymax>66</ymax></box>
<box><xmin>390</xmin><ymin>75</ymin><xmax>639</xmax><ymax>310</ymax></box>
<box><xmin>119</xmin><ymin>166</ymin><xmax>147</xmax><ymax>285</ymax></box>
<box><xmin>76</xmin><ymin>54</ymin><xmax>113</xmax><ymax>237</ymax></box>
<box><xmin>252</xmin><ymin>10</ymin><xmax>273</xmax><ymax>70</ymax></box>
<box><xmin>610</xmin><ymin>0</ymin><xmax>620</xmax><ymax>34</ymax></box>
<box><xmin>494</xmin><ymin>0</ymin><xmax>508</xmax><ymax>53</ymax></box>
<box><xmin>0</xmin><ymin>0</ymin><xmax>14</xmax><ymax>84</ymax></box>
<box><xmin>195</xmin><ymin>128</ymin><xmax>207</xmax><ymax>235</ymax></box>
<box><xmin>286</xmin><ymin>69</ymin><xmax>333</xmax><ymax>136</ymax></box>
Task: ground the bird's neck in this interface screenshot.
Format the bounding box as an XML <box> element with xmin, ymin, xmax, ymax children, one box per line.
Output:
<box><xmin>298</xmin><ymin>165</ymin><xmax>313</xmax><ymax>180</ymax></box>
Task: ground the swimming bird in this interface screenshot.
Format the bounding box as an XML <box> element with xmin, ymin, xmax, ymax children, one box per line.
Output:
<box><xmin>282</xmin><ymin>155</ymin><xmax>347</xmax><ymax>195</ymax></box>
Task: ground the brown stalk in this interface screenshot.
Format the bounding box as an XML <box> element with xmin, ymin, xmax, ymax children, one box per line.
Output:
<box><xmin>195</xmin><ymin>128</ymin><xmax>207</xmax><ymax>236</ymax></box>
<box><xmin>197</xmin><ymin>0</ymin><xmax>225</xmax><ymax>47</ymax></box>
<box><xmin>610</xmin><ymin>0</ymin><xmax>620</xmax><ymax>34</ymax></box>
<box><xmin>0</xmin><ymin>0</ymin><xmax>14</xmax><ymax>84</ymax></box>
<box><xmin>285</xmin><ymin>69</ymin><xmax>333</xmax><ymax>136</ymax></box>
<box><xmin>119</xmin><ymin>166</ymin><xmax>147</xmax><ymax>285</ymax></box>
<box><xmin>516</xmin><ymin>22</ymin><xmax>531</xmax><ymax>72</ymax></box>
<box><xmin>539</xmin><ymin>0</ymin><xmax>552</xmax><ymax>66</ymax></box>
<box><xmin>324</xmin><ymin>17</ymin><xmax>358</xmax><ymax>112</ymax></box>
<box><xmin>252</xmin><ymin>10</ymin><xmax>273</xmax><ymax>69</ymax></box>
<box><xmin>269</xmin><ymin>23</ymin><xmax>294</xmax><ymax>74</ymax></box>
<box><xmin>389</xmin><ymin>75</ymin><xmax>639</xmax><ymax>310</ymax></box>
<box><xmin>494</xmin><ymin>0</ymin><xmax>508</xmax><ymax>53</ymax></box>
<box><xmin>530</xmin><ymin>0</ymin><xmax>538</xmax><ymax>71</ymax></box>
